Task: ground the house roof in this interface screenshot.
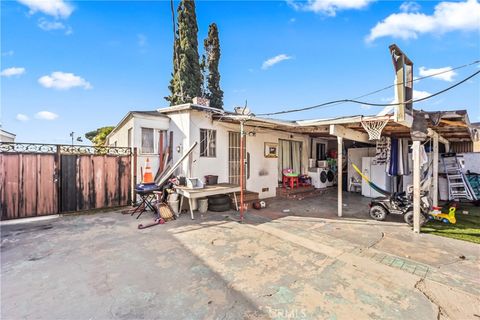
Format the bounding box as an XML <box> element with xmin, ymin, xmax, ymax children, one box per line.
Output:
<box><xmin>213</xmin><ymin>109</ymin><xmax>477</xmax><ymax>143</ymax></box>
<box><xmin>0</xmin><ymin>128</ymin><xmax>16</xmax><ymax>138</ymax></box>
<box><xmin>107</xmin><ymin>110</ymin><xmax>168</xmax><ymax>140</ymax></box>
<box><xmin>157</xmin><ymin>103</ymin><xmax>225</xmax><ymax>115</ymax></box>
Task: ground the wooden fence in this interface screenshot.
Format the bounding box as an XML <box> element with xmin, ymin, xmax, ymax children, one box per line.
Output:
<box><xmin>0</xmin><ymin>143</ymin><xmax>133</xmax><ymax>220</ymax></box>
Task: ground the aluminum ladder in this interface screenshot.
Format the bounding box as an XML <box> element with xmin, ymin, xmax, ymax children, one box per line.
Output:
<box><xmin>441</xmin><ymin>153</ymin><xmax>477</xmax><ymax>201</ymax></box>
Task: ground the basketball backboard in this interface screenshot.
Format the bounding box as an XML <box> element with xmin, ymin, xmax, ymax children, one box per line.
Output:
<box><xmin>389</xmin><ymin>44</ymin><xmax>413</xmax><ymax>128</ymax></box>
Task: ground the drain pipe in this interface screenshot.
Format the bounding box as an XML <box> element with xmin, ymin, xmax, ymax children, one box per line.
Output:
<box><xmin>240</xmin><ymin>119</ymin><xmax>245</xmax><ymax>223</ymax></box>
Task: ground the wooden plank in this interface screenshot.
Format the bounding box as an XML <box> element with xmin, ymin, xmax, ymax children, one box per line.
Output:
<box><xmin>329</xmin><ymin>125</ymin><xmax>373</xmax><ymax>144</ymax></box>
<box><xmin>92</xmin><ymin>156</ymin><xmax>106</xmax><ymax>208</ymax></box>
<box><xmin>118</xmin><ymin>156</ymin><xmax>131</xmax><ymax>206</ymax></box>
<box><xmin>61</xmin><ymin>155</ymin><xmax>78</xmax><ymax>212</ymax></box>
<box><xmin>77</xmin><ymin>155</ymin><xmax>93</xmax><ymax>211</ymax></box>
<box><xmin>2</xmin><ymin>154</ymin><xmax>20</xmax><ymax>219</ymax></box>
<box><xmin>37</xmin><ymin>154</ymin><xmax>57</xmax><ymax>216</ymax></box>
<box><xmin>19</xmin><ymin>154</ymin><xmax>38</xmax><ymax>217</ymax></box>
<box><xmin>105</xmin><ymin>156</ymin><xmax>118</xmax><ymax>207</ymax></box>
<box><xmin>0</xmin><ymin>155</ymin><xmax>4</xmax><ymax>219</ymax></box>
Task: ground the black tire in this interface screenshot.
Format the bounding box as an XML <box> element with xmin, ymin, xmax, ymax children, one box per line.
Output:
<box><xmin>369</xmin><ymin>205</ymin><xmax>387</xmax><ymax>221</ymax></box>
<box><xmin>208</xmin><ymin>203</ymin><xmax>231</xmax><ymax>212</ymax></box>
<box><xmin>404</xmin><ymin>210</ymin><xmax>427</xmax><ymax>226</ymax></box>
<box><xmin>208</xmin><ymin>194</ymin><xmax>230</xmax><ymax>205</ymax></box>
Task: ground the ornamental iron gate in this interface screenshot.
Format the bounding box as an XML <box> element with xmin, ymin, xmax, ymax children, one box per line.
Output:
<box><xmin>0</xmin><ymin>142</ymin><xmax>133</xmax><ymax>220</ymax></box>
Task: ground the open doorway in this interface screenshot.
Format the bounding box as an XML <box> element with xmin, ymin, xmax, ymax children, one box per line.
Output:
<box><xmin>278</xmin><ymin>139</ymin><xmax>303</xmax><ymax>179</ymax></box>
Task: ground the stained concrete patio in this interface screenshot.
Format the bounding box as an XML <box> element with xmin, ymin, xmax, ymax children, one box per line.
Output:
<box><xmin>1</xmin><ymin>190</ymin><xmax>479</xmax><ymax>319</ymax></box>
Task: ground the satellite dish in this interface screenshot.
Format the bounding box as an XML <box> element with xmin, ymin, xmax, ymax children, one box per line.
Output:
<box><xmin>234</xmin><ymin>106</ymin><xmax>251</xmax><ymax>115</ymax></box>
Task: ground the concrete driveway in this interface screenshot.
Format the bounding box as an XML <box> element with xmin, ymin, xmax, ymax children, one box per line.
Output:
<box><xmin>1</xmin><ymin>207</ymin><xmax>479</xmax><ymax>319</ymax></box>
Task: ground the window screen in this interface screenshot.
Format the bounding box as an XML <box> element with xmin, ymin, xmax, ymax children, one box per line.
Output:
<box><xmin>141</xmin><ymin>128</ymin><xmax>154</xmax><ymax>154</ymax></box>
<box><xmin>200</xmin><ymin>129</ymin><xmax>216</xmax><ymax>157</ymax></box>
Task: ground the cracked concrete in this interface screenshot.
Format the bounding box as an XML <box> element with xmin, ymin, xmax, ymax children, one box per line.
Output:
<box><xmin>1</xmin><ymin>198</ymin><xmax>479</xmax><ymax>319</ymax></box>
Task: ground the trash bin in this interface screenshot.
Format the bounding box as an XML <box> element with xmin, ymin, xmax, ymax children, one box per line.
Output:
<box><xmin>198</xmin><ymin>198</ymin><xmax>208</xmax><ymax>214</ymax></box>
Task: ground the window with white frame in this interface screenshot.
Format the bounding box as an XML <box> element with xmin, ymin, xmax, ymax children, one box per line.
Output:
<box><xmin>200</xmin><ymin>129</ymin><xmax>216</xmax><ymax>157</ymax></box>
<box><xmin>141</xmin><ymin>128</ymin><xmax>154</xmax><ymax>154</ymax></box>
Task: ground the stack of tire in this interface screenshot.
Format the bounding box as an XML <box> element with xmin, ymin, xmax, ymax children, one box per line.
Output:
<box><xmin>207</xmin><ymin>194</ymin><xmax>231</xmax><ymax>212</ymax></box>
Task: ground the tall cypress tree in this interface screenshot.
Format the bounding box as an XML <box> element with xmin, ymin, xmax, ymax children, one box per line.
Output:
<box><xmin>165</xmin><ymin>0</ymin><xmax>202</xmax><ymax>105</ymax></box>
<box><xmin>177</xmin><ymin>0</ymin><xmax>202</xmax><ymax>103</ymax></box>
<box><xmin>204</xmin><ymin>23</ymin><xmax>223</xmax><ymax>109</ymax></box>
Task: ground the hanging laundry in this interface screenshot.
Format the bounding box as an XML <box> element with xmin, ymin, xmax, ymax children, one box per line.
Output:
<box><xmin>398</xmin><ymin>139</ymin><xmax>404</xmax><ymax>176</ymax></box>
<box><xmin>402</xmin><ymin>138</ymin><xmax>411</xmax><ymax>175</ymax></box>
<box><xmin>374</xmin><ymin>136</ymin><xmax>390</xmax><ymax>165</ymax></box>
<box><xmin>388</xmin><ymin>138</ymin><xmax>399</xmax><ymax>176</ymax></box>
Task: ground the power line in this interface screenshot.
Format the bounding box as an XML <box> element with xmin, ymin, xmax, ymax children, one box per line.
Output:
<box><xmin>353</xmin><ymin>59</ymin><xmax>480</xmax><ymax>101</ymax></box>
<box><xmin>257</xmin><ymin>69</ymin><xmax>480</xmax><ymax>116</ymax></box>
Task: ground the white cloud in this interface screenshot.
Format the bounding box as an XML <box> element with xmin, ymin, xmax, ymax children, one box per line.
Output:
<box><xmin>262</xmin><ymin>54</ymin><xmax>292</xmax><ymax>70</ymax></box>
<box><xmin>399</xmin><ymin>1</ymin><xmax>421</xmax><ymax>12</ymax></box>
<box><xmin>289</xmin><ymin>18</ymin><xmax>296</xmax><ymax>23</ymax></box>
<box><xmin>377</xmin><ymin>89</ymin><xmax>431</xmax><ymax>115</ymax></box>
<box><xmin>38</xmin><ymin>18</ymin><xmax>73</xmax><ymax>34</ymax></box>
<box><xmin>2</xmin><ymin>50</ymin><xmax>14</xmax><ymax>57</ymax></box>
<box><xmin>16</xmin><ymin>114</ymin><xmax>30</xmax><ymax>122</ymax></box>
<box><xmin>413</xmin><ymin>89</ymin><xmax>431</xmax><ymax>100</ymax></box>
<box><xmin>287</xmin><ymin>0</ymin><xmax>374</xmax><ymax>16</ymax></box>
<box><xmin>1</xmin><ymin>67</ymin><xmax>26</xmax><ymax>77</ymax></box>
<box><xmin>17</xmin><ymin>0</ymin><xmax>74</xmax><ymax>19</ymax></box>
<box><xmin>419</xmin><ymin>66</ymin><xmax>457</xmax><ymax>82</ymax></box>
<box><xmin>35</xmin><ymin>111</ymin><xmax>59</xmax><ymax>120</ymax></box>
<box><xmin>367</xmin><ymin>0</ymin><xmax>480</xmax><ymax>42</ymax></box>
<box><xmin>38</xmin><ymin>72</ymin><xmax>92</xmax><ymax>90</ymax></box>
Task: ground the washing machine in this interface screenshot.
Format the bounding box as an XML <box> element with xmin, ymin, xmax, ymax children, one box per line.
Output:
<box><xmin>308</xmin><ymin>167</ymin><xmax>329</xmax><ymax>189</ymax></box>
<box><xmin>326</xmin><ymin>169</ymin><xmax>335</xmax><ymax>187</ymax></box>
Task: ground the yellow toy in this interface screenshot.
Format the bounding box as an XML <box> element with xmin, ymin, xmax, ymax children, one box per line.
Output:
<box><xmin>428</xmin><ymin>205</ymin><xmax>456</xmax><ymax>224</ymax></box>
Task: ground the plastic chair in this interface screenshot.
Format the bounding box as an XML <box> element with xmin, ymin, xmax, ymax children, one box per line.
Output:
<box><xmin>282</xmin><ymin>169</ymin><xmax>299</xmax><ymax>189</ymax></box>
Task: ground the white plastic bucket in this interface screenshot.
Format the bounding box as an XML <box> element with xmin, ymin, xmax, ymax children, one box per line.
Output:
<box><xmin>168</xmin><ymin>200</ymin><xmax>179</xmax><ymax>214</ymax></box>
<box><xmin>168</xmin><ymin>193</ymin><xmax>179</xmax><ymax>201</ymax></box>
<box><xmin>198</xmin><ymin>198</ymin><xmax>208</xmax><ymax>214</ymax></box>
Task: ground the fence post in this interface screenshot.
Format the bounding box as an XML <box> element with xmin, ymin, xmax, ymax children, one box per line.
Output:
<box><xmin>131</xmin><ymin>147</ymin><xmax>138</xmax><ymax>205</ymax></box>
<box><xmin>55</xmin><ymin>145</ymin><xmax>61</xmax><ymax>214</ymax></box>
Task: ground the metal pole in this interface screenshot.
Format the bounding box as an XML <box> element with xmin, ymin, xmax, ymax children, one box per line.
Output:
<box><xmin>337</xmin><ymin>136</ymin><xmax>343</xmax><ymax>217</ymax></box>
<box><xmin>240</xmin><ymin>120</ymin><xmax>245</xmax><ymax>222</ymax></box>
<box><xmin>412</xmin><ymin>140</ymin><xmax>421</xmax><ymax>233</ymax></box>
<box><xmin>432</xmin><ymin>134</ymin><xmax>439</xmax><ymax>207</ymax></box>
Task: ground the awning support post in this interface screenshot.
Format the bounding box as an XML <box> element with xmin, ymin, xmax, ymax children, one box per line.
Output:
<box><xmin>337</xmin><ymin>136</ymin><xmax>343</xmax><ymax>217</ymax></box>
<box><xmin>432</xmin><ymin>133</ymin><xmax>439</xmax><ymax>207</ymax></box>
<box><xmin>412</xmin><ymin>140</ymin><xmax>421</xmax><ymax>233</ymax></box>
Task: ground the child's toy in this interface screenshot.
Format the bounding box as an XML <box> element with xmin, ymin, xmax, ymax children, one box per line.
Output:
<box><xmin>428</xmin><ymin>204</ymin><xmax>457</xmax><ymax>224</ymax></box>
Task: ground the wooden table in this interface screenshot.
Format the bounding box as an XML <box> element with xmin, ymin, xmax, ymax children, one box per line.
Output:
<box><xmin>175</xmin><ymin>183</ymin><xmax>241</xmax><ymax>219</ymax></box>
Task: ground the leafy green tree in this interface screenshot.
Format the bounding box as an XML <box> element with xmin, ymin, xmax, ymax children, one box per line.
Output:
<box><xmin>85</xmin><ymin>126</ymin><xmax>115</xmax><ymax>146</ymax></box>
<box><xmin>204</xmin><ymin>23</ymin><xmax>223</xmax><ymax>109</ymax></box>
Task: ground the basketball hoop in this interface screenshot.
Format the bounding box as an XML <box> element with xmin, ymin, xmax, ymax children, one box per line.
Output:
<box><xmin>361</xmin><ymin>118</ymin><xmax>389</xmax><ymax>140</ymax></box>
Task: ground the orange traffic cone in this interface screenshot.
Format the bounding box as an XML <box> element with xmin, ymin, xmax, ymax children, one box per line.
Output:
<box><xmin>142</xmin><ymin>158</ymin><xmax>154</xmax><ymax>184</ymax></box>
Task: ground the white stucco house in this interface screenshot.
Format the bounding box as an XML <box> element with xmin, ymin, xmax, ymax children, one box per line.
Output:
<box><xmin>106</xmin><ymin>103</ymin><xmax>334</xmax><ymax>199</ymax></box>
<box><xmin>0</xmin><ymin>128</ymin><xmax>16</xmax><ymax>142</ymax></box>
<box><xmin>107</xmin><ymin>102</ymin><xmax>479</xmax><ymax>205</ymax></box>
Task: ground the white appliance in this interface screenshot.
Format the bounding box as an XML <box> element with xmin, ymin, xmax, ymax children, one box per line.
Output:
<box><xmin>361</xmin><ymin>157</ymin><xmax>391</xmax><ymax>198</ymax></box>
<box><xmin>317</xmin><ymin>160</ymin><xmax>329</xmax><ymax>168</ymax></box>
<box><xmin>309</xmin><ymin>167</ymin><xmax>328</xmax><ymax>189</ymax></box>
<box><xmin>326</xmin><ymin>169</ymin><xmax>335</xmax><ymax>187</ymax></box>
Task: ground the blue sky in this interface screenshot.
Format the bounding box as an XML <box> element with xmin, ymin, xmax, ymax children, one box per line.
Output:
<box><xmin>1</xmin><ymin>0</ymin><xmax>479</xmax><ymax>144</ymax></box>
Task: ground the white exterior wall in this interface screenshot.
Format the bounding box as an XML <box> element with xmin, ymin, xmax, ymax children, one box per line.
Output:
<box><xmin>107</xmin><ymin>115</ymin><xmax>170</xmax><ymax>184</ymax></box>
<box><xmin>167</xmin><ymin>111</ymin><xmax>191</xmax><ymax>177</ymax></box>
<box><xmin>0</xmin><ymin>130</ymin><xmax>15</xmax><ymax>142</ymax></box>
<box><xmin>109</xmin><ymin>109</ymin><xmax>311</xmax><ymax>197</ymax></box>
<box><xmin>182</xmin><ymin>111</ymin><xmax>309</xmax><ymax>199</ymax></box>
